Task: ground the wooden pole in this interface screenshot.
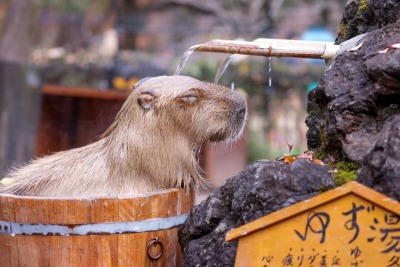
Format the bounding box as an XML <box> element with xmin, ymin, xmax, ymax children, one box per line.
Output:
<box><xmin>192</xmin><ymin>38</ymin><xmax>340</xmax><ymax>59</ymax></box>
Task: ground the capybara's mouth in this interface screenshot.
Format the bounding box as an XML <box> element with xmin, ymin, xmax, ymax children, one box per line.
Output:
<box><xmin>209</xmin><ymin>119</ymin><xmax>246</xmax><ymax>142</ymax></box>
<box><xmin>209</xmin><ymin>130</ymin><xmax>229</xmax><ymax>142</ymax></box>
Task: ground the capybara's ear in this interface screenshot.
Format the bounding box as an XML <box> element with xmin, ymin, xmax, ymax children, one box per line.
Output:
<box><xmin>137</xmin><ymin>90</ymin><xmax>157</xmax><ymax>110</ymax></box>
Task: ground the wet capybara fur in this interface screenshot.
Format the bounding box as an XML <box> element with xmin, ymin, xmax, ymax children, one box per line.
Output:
<box><xmin>0</xmin><ymin>76</ymin><xmax>247</xmax><ymax>197</ymax></box>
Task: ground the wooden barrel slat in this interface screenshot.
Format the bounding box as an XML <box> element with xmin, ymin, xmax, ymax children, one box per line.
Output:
<box><xmin>0</xmin><ymin>235</ymin><xmax>14</xmax><ymax>266</ymax></box>
<box><xmin>49</xmin><ymin>236</ymin><xmax>72</xmax><ymax>267</ymax></box>
<box><xmin>0</xmin><ymin>191</ymin><xmax>14</xmax><ymax>267</ymax></box>
<box><xmin>0</xmin><ymin>188</ymin><xmax>194</xmax><ymax>266</ymax></box>
<box><xmin>90</xmin><ymin>198</ymin><xmax>119</xmax><ymax>223</ymax></box>
<box><xmin>51</xmin><ymin>199</ymin><xmax>92</xmax><ymax>225</ymax></box>
<box><xmin>0</xmin><ymin>195</ymin><xmax>16</xmax><ymax>222</ymax></box>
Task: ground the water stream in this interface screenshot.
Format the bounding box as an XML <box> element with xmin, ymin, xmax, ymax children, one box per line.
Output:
<box><xmin>268</xmin><ymin>56</ymin><xmax>272</xmax><ymax>88</ymax></box>
<box><xmin>175</xmin><ymin>43</ymin><xmax>273</xmax><ymax>89</ymax></box>
<box><xmin>214</xmin><ymin>54</ymin><xmax>235</xmax><ymax>84</ymax></box>
<box><xmin>174</xmin><ymin>45</ymin><xmax>200</xmax><ymax>76</ymax></box>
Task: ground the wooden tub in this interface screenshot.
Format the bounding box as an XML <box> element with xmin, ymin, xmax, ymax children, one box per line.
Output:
<box><xmin>0</xmin><ymin>188</ymin><xmax>194</xmax><ymax>267</ymax></box>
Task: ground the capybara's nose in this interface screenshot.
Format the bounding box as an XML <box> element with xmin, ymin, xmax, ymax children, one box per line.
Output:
<box><xmin>238</xmin><ymin>107</ymin><xmax>247</xmax><ymax>119</ymax></box>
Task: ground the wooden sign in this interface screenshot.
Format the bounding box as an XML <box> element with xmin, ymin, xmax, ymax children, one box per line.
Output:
<box><xmin>226</xmin><ymin>182</ymin><xmax>400</xmax><ymax>267</ymax></box>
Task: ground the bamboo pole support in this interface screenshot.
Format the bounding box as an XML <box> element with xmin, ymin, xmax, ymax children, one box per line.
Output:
<box><xmin>192</xmin><ymin>38</ymin><xmax>340</xmax><ymax>59</ymax></box>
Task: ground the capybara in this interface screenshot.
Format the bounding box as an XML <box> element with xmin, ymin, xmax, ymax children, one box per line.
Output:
<box><xmin>0</xmin><ymin>76</ymin><xmax>247</xmax><ymax>197</ymax></box>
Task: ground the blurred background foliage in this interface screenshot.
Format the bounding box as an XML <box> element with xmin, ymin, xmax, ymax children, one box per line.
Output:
<box><xmin>40</xmin><ymin>0</ymin><xmax>91</xmax><ymax>13</ymax></box>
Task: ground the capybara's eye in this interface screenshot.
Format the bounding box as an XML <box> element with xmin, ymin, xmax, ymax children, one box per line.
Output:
<box><xmin>181</xmin><ymin>95</ymin><xmax>198</xmax><ymax>104</ymax></box>
<box><xmin>179</xmin><ymin>89</ymin><xmax>200</xmax><ymax>104</ymax></box>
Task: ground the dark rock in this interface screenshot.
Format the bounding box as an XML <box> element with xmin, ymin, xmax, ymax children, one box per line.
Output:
<box><xmin>306</xmin><ymin>23</ymin><xmax>400</xmax><ymax>163</ymax></box>
<box><xmin>365</xmin><ymin>39</ymin><xmax>400</xmax><ymax>88</ymax></box>
<box><xmin>357</xmin><ymin>114</ymin><xmax>400</xmax><ymax>201</ymax></box>
<box><xmin>178</xmin><ymin>160</ymin><xmax>333</xmax><ymax>267</ymax></box>
<box><xmin>336</xmin><ymin>0</ymin><xmax>400</xmax><ymax>44</ymax></box>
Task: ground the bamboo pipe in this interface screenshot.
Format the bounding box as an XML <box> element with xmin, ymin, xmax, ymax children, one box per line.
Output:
<box><xmin>192</xmin><ymin>38</ymin><xmax>340</xmax><ymax>59</ymax></box>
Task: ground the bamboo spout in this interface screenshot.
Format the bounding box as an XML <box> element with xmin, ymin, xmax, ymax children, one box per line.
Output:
<box><xmin>193</xmin><ymin>38</ymin><xmax>340</xmax><ymax>59</ymax></box>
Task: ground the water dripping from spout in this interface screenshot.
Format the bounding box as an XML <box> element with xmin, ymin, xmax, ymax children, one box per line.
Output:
<box><xmin>174</xmin><ymin>44</ymin><xmax>201</xmax><ymax>76</ymax></box>
<box><xmin>268</xmin><ymin>56</ymin><xmax>272</xmax><ymax>88</ymax></box>
<box><xmin>214</xmin><ymin>54</ymin><xmax>235</xmax><ymax>84</ymax></box>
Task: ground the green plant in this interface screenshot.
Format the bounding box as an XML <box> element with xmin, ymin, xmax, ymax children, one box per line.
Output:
<box><xmin>358</xmin><ymin>0</ymin><xmax>368</xmax><ymax>13</ymax></box>
<box><xmin>331</xmin><ymin>161</ymin><xmax>360</xmax><ymax>186</ymax></box>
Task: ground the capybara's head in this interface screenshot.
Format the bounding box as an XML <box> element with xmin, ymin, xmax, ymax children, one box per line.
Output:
<box><xmin>110</xmin><ymin>75</ymin><xmax>247</xmax><ymax>145</ymax></box>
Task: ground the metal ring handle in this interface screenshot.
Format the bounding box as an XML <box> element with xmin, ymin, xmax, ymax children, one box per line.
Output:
<box><xmin>147</xmin><ymin>237</ymin><xmax>163</xmax><ymax>260</ymax></box>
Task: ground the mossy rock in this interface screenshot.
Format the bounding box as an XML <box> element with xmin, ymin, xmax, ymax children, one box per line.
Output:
<box><xmin>331</xmin><ymin>161</ymin><xmax>360</xmax><ymax>186</ymax></box>
<box><xmin>357</xmin><ymin>0</ymin><xmax>368</xmax><ymax>13</ymax></box>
